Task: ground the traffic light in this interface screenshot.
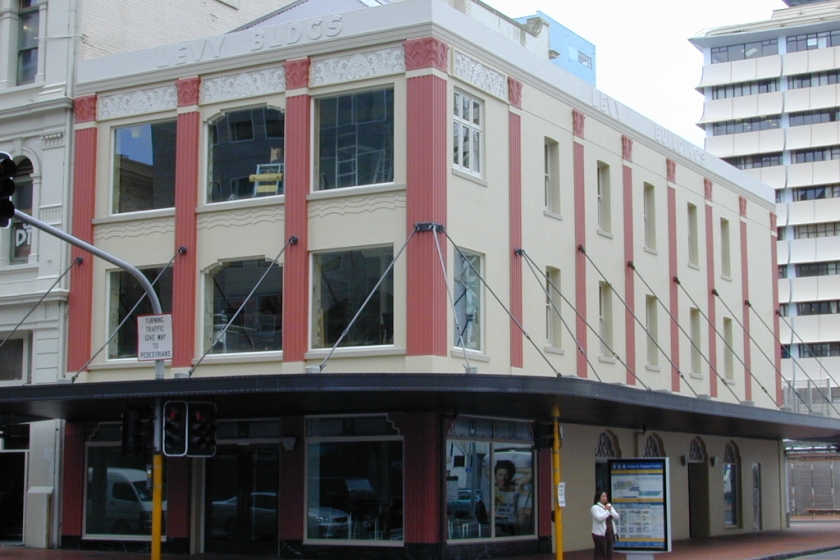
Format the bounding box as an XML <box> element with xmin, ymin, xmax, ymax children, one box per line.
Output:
<box><xmin>163</xmin><ymin>401</ymin><xmax>188</xmax><ymax>457</ymax></box>
<box><xmin>121</xmin><ymin>405</ymin><xmax>153</xmax><ymax>456</ymax></box>
<box><xmin>532</xmin><ymin>420</ymin><xmax>554</xmax><ymax>450</ymax></box>
<box><xmin>0</xmin><ymin>152</ymin><xmax>16</xmax><ymax>229</ymax></box>
<box><xmin>187</xmin><ymin>402</ymin><xmax>217</xmax><ymax>457</ymax></box>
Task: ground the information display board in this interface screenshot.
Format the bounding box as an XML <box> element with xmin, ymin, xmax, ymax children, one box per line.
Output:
<box><xmin>609</xmin><ymin>458</ymin><xmax>671</xmax><ymax>553</ymax></box>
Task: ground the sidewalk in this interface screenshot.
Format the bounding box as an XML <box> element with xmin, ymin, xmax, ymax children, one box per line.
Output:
<box><xmin>1</xmin><ymin>519</ymin><xmax>838</xmax><ymax>560</ymax></box>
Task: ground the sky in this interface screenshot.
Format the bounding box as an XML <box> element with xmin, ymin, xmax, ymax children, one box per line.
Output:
<box><xmin>482</xmin><ymin>0</ymin><xmax>786</xmax><ymax>147</ymax></box>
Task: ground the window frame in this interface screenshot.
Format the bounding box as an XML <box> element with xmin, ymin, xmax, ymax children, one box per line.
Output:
<box><xmin>544</xmin><ymin>138</ymin><xmax>560</xmax><ymax>215</ymax></box>
<box><xmin>598</xmin><ymin>282</ymin><xmax>613</xmax><ymax>358</ymax></box>
<box><xmin>16</xmin><ymin>0</ymin><xmax>39</xmax><ymax>85</ymax></box>
<box><xmin>643</xmin><ymin>182</ymin><xmax>656</xmax><ymax>250</ymax></box>
<box><xmin>0</xmin><ymin>331</ymin><xmax>30</xmax><ymax>385</ymax></box>
<box><xmin>546</xmin><ymin>267</ymin><xmax>562</xmax><ymax>349</ymax></box>
<box><xmin>454</xmin><ymin>249</ymin><xmax>483</xmax><ymax>352</ymax></box>
<box><xmin>9</xmin><ymin>157</ymin><xmax>33</xmax><ymax>265</ymax></box>
<box><xmin>645</xmin><ymin>295</ymin><xmax>658</xmax><ymax>367</ymax></box>
<box><xmin>108</xmin><ymin>266</ymin><xmax>175</xmax><ymax>360</ymax></box>
<box><xmin>720</xmin><ymin>218</ymin><xmax>731</xmax><ymax>278</ymax></box>
<box><xmin>687</xmin><ymin>203</ymin><xmax>699</xmax><ymax>266</ymax></box>
<box><xmin>597</xmin><ymin>161</ymin><xmax>611</xmax><ymax>233</ymax></box>
<box><xmin>689</xmin><ymin>308</ymin><xmax>702</xmax><ymax>375</ymax></box>
<box><xmin>112</xmin><ymin>118</ymin><xmax>178</xmax><ymax>214</ymax></box>
<box><xmin>452</xmin><ymin>89</ymin><xmax>484</xmax><ymax>177</ymax></box>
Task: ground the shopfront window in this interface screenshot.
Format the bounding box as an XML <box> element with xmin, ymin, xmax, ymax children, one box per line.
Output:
<box><xmin>113</xmin><ymin>120</ymin><xmax>177</xmax><ymax>213</ymax></box>
<box><xmin>446</xmin><ymin>417</ymin><xmax>535</xmax><ymax>540</ymax></box>
<box><xmin>206</xmin><ymin>260</ymin><xmax>283</xmax><ymax>354</ymax></box>
<box><xmin>85</xmin><ymin>427</ymin><xmax>164</xmax><ymax>538</ymax></box>
<box><xmin>306</xmin><ymin>416</ymin><xmax>403</xmax><ymax>542</ymax></box>
<box><xmin>208</xmin><ymin>108</ymin><xmax>285</xmax><ymax>202</ymax></box>
<box><xmin>311</xmin><ymin>247</ymin><xmax>393</xmax><ymax>348</ymax></box>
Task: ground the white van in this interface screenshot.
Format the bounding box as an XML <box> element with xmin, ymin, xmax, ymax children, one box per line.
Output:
<box><xmin>87</xmin><ymin>468</ymin><xmax>158</xmax><ymax>535</ymax></box>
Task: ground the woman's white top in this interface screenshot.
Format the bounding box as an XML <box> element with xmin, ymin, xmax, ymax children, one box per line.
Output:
<box><xmin>590</xmin><ymin>503</ymin><xmax>619</xmax><ymax>536</ymax></box>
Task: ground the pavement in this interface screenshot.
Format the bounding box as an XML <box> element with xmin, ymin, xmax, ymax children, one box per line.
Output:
<box><xmin>1</xmin><ymin>518</ymin><xmax>839</xmax><ymax>560</ymax></box>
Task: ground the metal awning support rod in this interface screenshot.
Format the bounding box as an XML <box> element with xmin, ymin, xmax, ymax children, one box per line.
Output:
<box><xmin>14</xmin><ymin>210</ymin><xmax>166</xmax><ymax>380</ymax></box>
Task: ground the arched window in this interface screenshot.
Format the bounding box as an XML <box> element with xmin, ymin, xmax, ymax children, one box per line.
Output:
<box><xmin>643</xmin><ymin>434</ymin><xmax>665</xmax><ymax>458</ymax></box>
<box><xmin>723</xmin><ymin>442</ymin><xmax>740</xmax><ymax>527</ymax></box>
<box><xmin>10</xmin><ymin>157</ymin><xmax>33</xmax><ymax>264</ymax></box>
<box><xmin>595</xmin><ymin>430</ymin><xmax>621</xmax><ymax>495</ymax></box>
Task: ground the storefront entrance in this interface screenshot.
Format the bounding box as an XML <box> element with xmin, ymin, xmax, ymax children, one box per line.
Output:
<box><xmin>0</xmin><ymin>451</ymin><xmax>26</xmax><ymax>542</ymax></box>
<box><xmin>204</xmin><ymin>446</ymin><xmax>279</xmax><ymax>555</ymax></box>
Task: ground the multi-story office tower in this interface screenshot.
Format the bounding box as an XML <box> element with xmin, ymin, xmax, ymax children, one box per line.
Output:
<box><xmin>692</xmin><ymin>0</ymin><xmax>840</xmax><ymax>414</ymax></box>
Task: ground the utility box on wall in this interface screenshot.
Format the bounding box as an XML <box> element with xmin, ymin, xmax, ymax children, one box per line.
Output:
<box><xmin>25</xmin><ymin>486</ymin><xmax>53</xmax><ymax>548</ymax></box>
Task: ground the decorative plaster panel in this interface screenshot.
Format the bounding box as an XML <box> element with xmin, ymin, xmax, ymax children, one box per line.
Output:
<box><xmin>41</xmin><ymin>132</ymin><xmax>64</xmax><ymax>149</ymax></box>
<box><xmin>94</xmin><ymin>218</ymin><xmax>175</xmax><ymax>241</ymax></box>
<box><xmin>453</xmin><ymin>52</ymin><xmax>507</xmax><ymax>100</ymax></box>
<box><xmin>309</xmin><ymin>192</ymin><xmax>405</xmax><ymax>219</ymax></box>
<box><xmin>202</xmin><ymin>68</ymin><xmax>286</xmax><ymax>104</ymax></box>
<box><xmin>99</xmin><ymin>87</ymin><xmax>177</xmax><ymax>120</ymax></box>
<box><xmin>198</xmin><ymin>207</ymin><xmax>283</xmax><ymax>230</ymax></box>
<box><xmin>39</xmin><ymin>206</ymin><xmax>62</xmax><ymax>224</ymax></box>
<box><xmin>312</xmin><ymin>47</ymin><xmax>404</xmax><ymax>86</ymax></box>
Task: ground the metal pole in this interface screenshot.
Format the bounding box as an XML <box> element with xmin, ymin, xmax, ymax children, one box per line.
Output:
<box><xmin>552</xmin><ymin>404</ymin><xmax>563</xmax><ymax>560</ymax></box>
<box><xmin>14</xmin><ymin>210</ymin><xmax>165</xmax><ymax>380</ymax></box>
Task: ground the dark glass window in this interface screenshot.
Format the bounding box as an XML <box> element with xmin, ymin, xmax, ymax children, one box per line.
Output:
<box><xmin>711</xmin><ymin>39</ymin><xmax>777</xmax><ymax>64</ymax></box>
<box><xmin>108</xmin><ymin>267</ymin><xmax>173</xmax><ymax>359</ymax></box>
<box><xmin>113</xmin><ymin>120</ymin><xmax>177</xmax><ymax>213</ymax></box>
<box><xmin>208</xmin><ymin>107</ymin><xmax>285</xmax><ymax>202</ymax></box>
<box><xmin>17</xmin><ymin>0</ymin><xmax>38</xmax><ymax>85</ymax></box>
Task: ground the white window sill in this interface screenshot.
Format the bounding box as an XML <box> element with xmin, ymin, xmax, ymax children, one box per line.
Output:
<box><xmin>197</xmin><ymin>194</ymin><xmax>285</xmax><ymax>214</ymax></box>
<box><xmin>598</xmin><ymin>355</ymin><xmax>616</xmax><ymax>364</ymax></box>
<box><xmin>308</xmin><ymin>182</ymin><xmax>405</xmax><ymax>201</ymax></box>
<box><xmin>690</xmin><ymin>371</ymin><xmax>703</xmax><ymax>379</ymax></box>
<box><xmin>643</xmin><ymin>246</ymin><xmax>658</xmax><ymax>256</ymax></box>
<box><xmin>450</xmin><ymin>348</ymin><xmax>489</xmax><ymax>362</ymax></box>
<box><xmin>645</xmin><ymin>364</ymin><xmax>661</xmax><ymax>372</ymax></box>
<box><xmin>95</xmin><ymin>207</ymin><xmax>176</xmax><ymax>225</ymax></box>
<box><xmin>720</xmin><ymin>274</ymin><xmax>732</xmax><ymax>282</ymax></box>
<box><xmin>597</xmin><ymin>228</ymin><xmax>614</xmax><ymax>239</ymax></box>
<box><xmin>193</xmin><ymin>350</ymin><xmax>284</xmax><ymax>365</ymax></box>
<box><xmin>451</xmin><ymin>168</ymin><xmax>488</xmax><ymax>187</ymax></box>
<box><xmin>543</xmin><ymin>209</ymin><xmax>563</xmax><ymax>221</ymax></box>
<box><xmin>544</xmin><ymin>345</ymin><xmax>565</xmax><ymax>355</ymax></box>
<box><xmin>89</xmin><ymin>359</ymin><xmax>173</xmax><ymax>370</ymax></box>
<box><xmin>688</xmin><ymin>262</ymin><xmax>700</xmax><ymax>271</ymax></box>
<box><xmin>305</xmin><ymin>346</ymin><xmax>405</xmax><ymax>360</ymax></box>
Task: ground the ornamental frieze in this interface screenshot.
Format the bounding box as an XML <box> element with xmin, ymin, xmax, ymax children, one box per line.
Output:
<box><xmin>202</xmin><ymin>67</ymin><xmax>286</xmax><ymax>103</ymax></box>
<box><xmin>453</xmin><ymin>52</ymin><xmax>507</xmax><ymax>100</ymax></box>
<box><xmin>99</xmin><ymin>86</ymin><xmax>177</xmax><ymax>120</ymax></box>
<box><xmin>311</xmin><ymin>47</ymin><xmax>405</xmax><ymax>86</ymax></box>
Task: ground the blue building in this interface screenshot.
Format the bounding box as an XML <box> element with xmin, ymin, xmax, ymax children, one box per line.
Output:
<box><xmin>516</xmin><ymin>11</ymin><xmax>596</xmax><ymax>85</ymax></box>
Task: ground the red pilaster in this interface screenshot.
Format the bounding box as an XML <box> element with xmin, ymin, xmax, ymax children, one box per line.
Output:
<box><xmin>667</xmin><ymin>187</ymin><xmax>680</xmax><ymax>392</ymax></box>
<box><xmin>623</xmin><ymin>162</ymin><xmax>635</xmax><ymax>385</ymax></box>
<box><xmin>508</xmin><ymin>97</ymin><xmax>523</xmax><ymax>368</ymax></box>
<box><xmin>704</xmin><ymin>183</ymin><xmax>718</xmax><ymax>398</ymax></box>
<box><xmin>280</xmin><ymin>417</ymin><xmax>305</xmax><ymax>539</ymax></box>
<box><xmin>396</xmin><ymin>413</ymin><xmax>440</xmax><ymax>543</ymax></box>
<box><xmin>573</xmin><ymin>140</ymin><xmax>587</xmax><ymax>378</ymax></box>
<box><xmin>173</xmin><ymin>77</ymin><xmax>200</xmax><ymax>367</ymax></box>
<box><xmin>165</xmin><ymin>458</ymin><xmax>190</xmax><ymax>537</ymax></box>
<box><xmin>61</xmin><ymin>423</ymin><xmax>85</xmax><ymax>536</ymax></box>
<box><xmin>67</xmin><ymin>95</ymin><xmax>97</xmax><ymax>372</ymax></box>
<box><xmin>282</xmin><ymin>59</ymin><xmax>312</xmax><ymax>363</ymax></box>
<box><xmin>405</xmin><ymin>38</ymin><xmax>449</xmax><ymax>357</ymax></box>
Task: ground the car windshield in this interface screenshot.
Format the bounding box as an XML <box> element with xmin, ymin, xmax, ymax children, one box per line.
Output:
<box><xmin>133</xmin><ymin>481</ymin><xmax>152</xmax><ymax>501</ymax></box>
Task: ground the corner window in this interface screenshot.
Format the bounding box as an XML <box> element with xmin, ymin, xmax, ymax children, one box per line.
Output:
<box><xmin>113</xmin><ymin>120</ymin><xmax>177</xmax><ymax>213</ymax></box>
<box><xmin>108</xmin><ymin>268</ymin><xmax>173</xmax><ymax>359</ymax></box>
<box><xmin>17</xmin><ymin>0</ymin><xmax>39</xmax><ymax>85</ymax></box>
<box><xmin>311</xmin><ymin>247</ymin><xmax>393</xmax><ymax>349</ymax></box>
<box><xmin>208</xmin><ymin>107</ymin><xmax>285</xmax><ymax>202</ymax></box>
<box><xmin>10</xmin><ymin>157</ymin><xmax>33</xmax><ymax>264</ymax></box>
<box><xmin>206</xmin><ymin>260</ymin><xmax>283</xmax><ymax>354</ymax></box>
<box><xmin>316</xmin><ymin>89</ymin><xmax>394</xmax><ymax>190</ymax></box>
<box><xmin>0</xmin><ymin>333</ymin><xmax>28</xmax><ymax>382</ymax></box>
<box><xmin>453</xmin><ymin>90</ymin><xmax>483</xmax><ymax>176</ymax></box>
<box><xmin>446</xmin><ymin>417</ymin><xmax>535</xmax><ymax>540</ymax></box>
<box><xmin>306</xmin><ymin>415</ymin><xmax>403</xmax><ymax>542</ymax></box>
<box><xmin>454</xmin><ymin>250</ymin><xmax>482</xmax><ymax>351</ymax></box>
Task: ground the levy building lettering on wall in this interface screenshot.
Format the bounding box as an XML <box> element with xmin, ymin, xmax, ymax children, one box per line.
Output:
<box><xmin>157</xmin><ymin>15</ymin><xmax>343</xmax><ymax>69</ymax></box>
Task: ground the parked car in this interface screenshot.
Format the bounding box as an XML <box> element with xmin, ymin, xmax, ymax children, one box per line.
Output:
<box><xmin>87</xmin><ymin>468</ymin><xmax>161</xmax><ymax>535</ymax></box>
<box><xmin>307</xmin><ymin>506</ymin><xmax>350</xmax><ymax>538</ymax></box>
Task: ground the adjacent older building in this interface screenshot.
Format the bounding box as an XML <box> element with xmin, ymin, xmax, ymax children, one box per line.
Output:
<box><xmin>2</xmin><ymin>0</ymin><xmax>835</xmax><ymax>558</ymax></box>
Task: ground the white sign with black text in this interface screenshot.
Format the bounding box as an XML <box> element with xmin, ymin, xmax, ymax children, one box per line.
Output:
<box><xmin>137</xmin><ymin>314</ymin><xmax>173</xmax><ymax>361</ymax></box>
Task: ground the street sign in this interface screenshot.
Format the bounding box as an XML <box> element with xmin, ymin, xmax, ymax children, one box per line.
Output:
<box><xmin>137</xmin><ymin>314</ymin><xmax>173</xmax><ymax>361</ymax></box>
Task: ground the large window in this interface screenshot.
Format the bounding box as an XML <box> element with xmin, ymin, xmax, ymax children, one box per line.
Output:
<box><xmin>787</xmin><ymin>31</ymin><xmax>840</xmax><ymax>53</ymax></box>
<box><xmin>446</xmin><ymin>417</ymin><xmax>535</xmax><ymax>541</ymax></box>
<box><xmin>711</xmin><ymin>79</ymin><xmax>778</xmax><ymax>99</ymax></box>
<box><xmin>720</xmin><ymin>218</ymin><xmax>731</xmax><ymax>278</ymax></box>
<box><xmin>793</xmin><ymin>146</ymin><xmax>840</xmax><ymax>164</ymax></box>
<box><xmin>317</xmin><ymin>89</ymin><xmax>393</xmax><ymax>190</ymax></box>
<box><xmin>789</xmin><ymin>70</ymin><xmax>840</xmax><ymax>89</ymax></box>
<box><xmin>312</xmin><ymin>247</ymin><xmax>393</xmax><ymax>349</ymax></box>
<box><xmin>687</xmin><ymin>203</ymin><xmax>699</xmax><ymax>266</ymax></box>
<box><xmin>723</xmin><ymin>318</ymin><xmax>735</xmax><ymax>382</ymax></box>
<box><xmin>113</xmin><ymin>120</ymin><xmax>177</xmax><ymax>213</ymax></box>
<box><xmin>10</xmin><ymin>157</ymin><xmax>32</xmax><ymax>264</ymax></box>
<box><xmin>17</xmin><ymin>0</ymin><xmax>38</xmax><ymax>85</ymax></box>
<box><xmin>723</xmin><ymin>153</ymin><xmax>782</xmax><ymax>170</ymax></box>
<box><xmin>690</xmin><ymin>308</ymin><xmax>702</xmax><ymax>375</ymax></box>
<box><xmin>85</xmin><ymin>426</ymin><xmax>164</xmax><ymax>538</ymax></box>
<box><xmin>454</xmin><ymin>250</ymin><xmax>482</xmax><ymax>351</ymax></box>
<box><xmin>306</xmin><ymin>415</ymin><xmax>403</xmax><ymax>542</ymax></box>
<box><xmin>0</xmin><ymin>333</ymin><xmax>28</xmax><ymax>383</ymax></box>
<box><xmin>207</xmin><ymin>260</ymin><xmax>283</xmax><ymax>354</ymax></box>
<box><xmin>710</xmin><ymin>39</ymin><xmax>777</xmax><ymax>64</ymax></box>
<box><xmin>453</xmin><ymin>90</ymin><xmax>483</xmax><ymax>176</ymax></box>
<box><xmin>711</xmin><ymin>115</ymin><xmax>781</xmax><ymax>136</ymax></box>
<box><xmin>208</xmin><ymin>107</ymin><xmax>285</xmax><ymax>202</ymax></box>
<box><xmin>108</xmin><ymin>268</ymin><xmax>174</xmax><ymax>359</ymax></box>
<box><xmin>794</xmin><ymin>221</ymin><xmax>840</xmax><ymax>239</ymax></box>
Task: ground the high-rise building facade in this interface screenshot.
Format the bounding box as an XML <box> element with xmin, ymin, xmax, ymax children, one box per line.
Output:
<box><xmin>692</xmin><ymin>0</ymin><xmax>840</xmax><ymax>414</ymax></box>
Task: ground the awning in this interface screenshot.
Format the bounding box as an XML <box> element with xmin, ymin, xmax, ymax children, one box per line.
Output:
<box><xmin>1</xmin><ymin>373</ymin><xmax>838</xmax><ymax>443</ymax></box>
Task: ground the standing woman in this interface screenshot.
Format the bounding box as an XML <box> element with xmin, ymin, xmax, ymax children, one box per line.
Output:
<box><xmin>591</xmin><ymin>489</ymin><xmax>619</xmax><ymax>560</ymax></box>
